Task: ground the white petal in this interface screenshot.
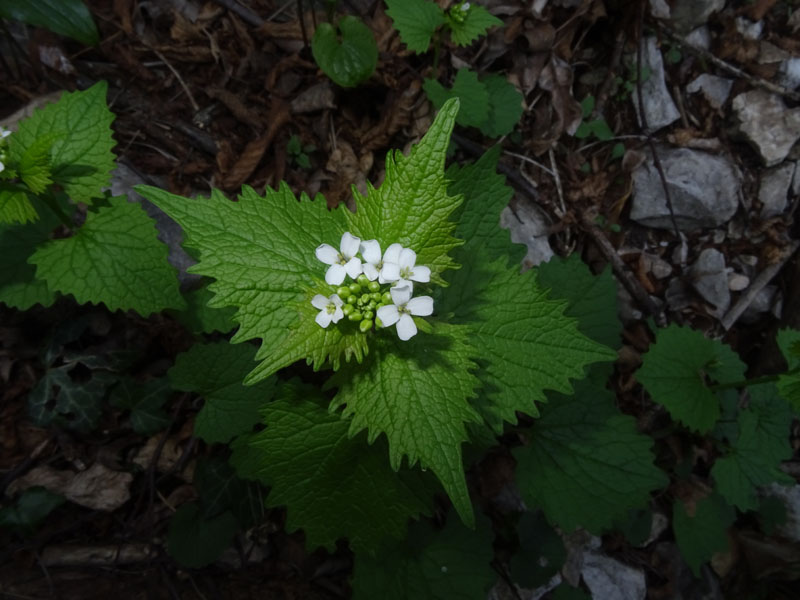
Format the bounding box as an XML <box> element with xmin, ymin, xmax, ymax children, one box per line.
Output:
<box><xmin>325</xmin><ymin>264</ymin><xmax>347</xmax><ymax>285</ymax></box>
<box><xmin>377</xmin><ymin>304</ymin><xmax>400</xmax><ymax>326</ymax></box>
<box><xmin>390</xmin><ymin>285</ymin><xmax>412</xmax><ymax>306</ymax></box>
<box><xmin>396</xmin><ymin>314</ymin><xmax>417</xmax><ymax>341</ymax></box>
<box><xmin>380</xmin><ymin>262</ymin><xmax>400</xmax><ymax>282</ymax></box>
<box><xmin>360</xmin><ymin>239</ymin><xmax>381</xmax><ymax>264</ymax></box>
<box><xmin>311</xmin><ymin>294</ymin><xmax>329</xmax><ymax>310</ymax></box>
<box><xmin>363</xmin><ymin>263</ymin><xmax>379</xmax><ymax>280</ymax></box>
<box><xmin>0</xmin><ymin>162</ymin><xmax>5</xmax><ymax>174</ymax></box>
<box><xmin>331</xmin><ymin>294</ymin><xmax>343</xmax><ymax>307</ymax></box>
<box><xmin>315</xmin><ymin>310</ymin><xmax>333</xmax><ymax>327</ymax></box>
<box><xmin>340</xmin><ymin>232</ymin><xmax>361</xmax><ymax>259</ymax></box>
<box><xmin>410</xmin><ymin>265</ymin><xmax>431</xmax><ymax>283</ymax></box>
<box><xmin>331</xmin><ymin>306</ymin><xmax>344</xmax><ymax>323</ymax></box>
<box><xmin>343</xmin><ymin>257</ymin><xmax>363</xmax><ymax>279</ymax></box>
<box><xmin>407</xmin><ymin>296</ymin><xmax>433</xmax><ymax>316</ymax></box>
<box><xmin>316</xmin><ymin>243</ymin><xmax>339</xmax><ymax>265</ymax></box>
<box><xmin>395</xmin><ymin>278</ymin><xmax>413</xmax><ymax>293</ymax></box>
<box><xmin>383</xmin><ymin>242</ymin><xmax>403</xmax><ymax>264</ymax></box>
<box><xmin>398</xmin><ymin>248</ymin><xmax>417</xmax><ymax>270</ymax></box>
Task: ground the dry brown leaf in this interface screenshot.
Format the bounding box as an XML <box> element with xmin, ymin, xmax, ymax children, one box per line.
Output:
<box><xmin>360</xmin><ymin>80</ymin><xmax>422</xmax><ymax>152</ymax></box>
<box><xmin>205</xmin><ymin>87</ymin><xmax>264</xmax><ymax>129</ymax></box>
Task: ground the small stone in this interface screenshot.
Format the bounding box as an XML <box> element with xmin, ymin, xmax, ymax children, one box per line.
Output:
<box><xmin>643</xmin><ymin>254</ymin><xmax>673</xmax><ymax>279</ymax></box>
<box><xmin>741</xmin><ymin>286</ymin><xmax>777</xmax><ymax>322</ymax></box>
<box><xmin>759</xmin><ymin>162</ymin><xmax>796</xmax><ymax>219</ymax></box>
<box><xmin>582</xmin><ymin>551</ymin><xmax>646</xmax><ymax>600</ymax></box>
<box><xmin>778</xmin><ymin>58</ymin><xmax>800</xmax><ymax>91</ymax></box>
<box><xmin>688</xmin><ymin>248</ymin><xmax>730</xmax><ymax>318</ymax></box>
<box><xmin>736</xmin><ymin>17</ymin><xmax>763</xmax><ymax>40</ymax></box>
<box><xmin>649</xmin><ymin>0</ymin><xmax>670</xmax><ymax>19</ymax></box>
<box><xmin>728</xmin><ymin>273</ymin><xmax>750</xmax><ymax>291</ymax></box>
<box><xmin>684</xmin><ymin>26</ymin><xmax>711</xmax><ymax>51</ymax></box>
<box><xmin>732</xmin><ymin>90</ymin><xmax>800</xmax><ymax>167</ymax></box>
<box><xmin>686</xmin><ymin>74</ymin><xmax>733</xmax><ymax>109</ymax></box>
<box><xmin>500</xmin><ymin>202</ymin><xmax>553</xmax><ymax>269</ymax></box>
<box><xmin>633</xmin><ymin>37</ymin><xmax>680</xmax><ymax>133</ymax></box>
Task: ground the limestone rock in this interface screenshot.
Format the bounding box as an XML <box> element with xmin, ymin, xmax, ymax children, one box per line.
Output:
<box><xmin>688</xmin><ymin>248</ymin><xmax>730</xmax><ymax>318</ymax></box>
<box><xmin>759</xmin><ymin>162</ymin><xmax>796</xmax><ymax>219</ymax></box>
<box><xmin>732</xmin><ymin>90</ymin><xmax>800</xmax><ymax>167</ymax></box>
<box><xmin>633</xmin><ymin>37</ymin><xmax>680</xmax><ymax>133</ymax></box>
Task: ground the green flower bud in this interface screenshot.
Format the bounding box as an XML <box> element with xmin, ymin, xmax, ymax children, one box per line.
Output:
<box><xmin>357</xmin><ymin>274</ymin><xmax>369</xmax><ymax>286</ymax></box>
<box><xmin>368</xmin><ymin>281</ymin><xmax>381</xmax><ymax>292</ymax></box>
<box><xmin>348</xmin><ymin>311</ymin><xmax>363</xmax><ymax>322</ymax></box>
<box><xmin>375</xmin><ymin>302</ymin><xmax>385</xmax><ymax>310</ymax></box>
<box><xmin>336</xmin><ymin>286</ymin><xmax>350</xmax><ymax>298</ymax></box>
<box><xmin>349</xmin><ymin>282</ymin><xmax>362</xmax><ymax>294</ymax></box>
<box><xmin>363</xmin><ymin>310</ymin><xmax>374</xmax><ymax>320</ymax></box>
<box><xmin>371</xmin><ymin>292</ymin><xmax>382</xmax><ymax>302</ymax></box>
<box><xmin>375</xmin><ymin>317</ymin><xmax>383</xmax><ymax>328</ymax></box>
<box><xmin>381</xmin><ymin>291</ymin><xmax>392</xmax><ymax>304</ymax></box>
<box><xmin>346</xmin><ymin>295</ymin><xmax>357</xmax><ymax>305</ymax></box>
<box><xmin>367</xmin><ymin>300</ymin><xmax>376</xmax><ymax>310</ymax></box>
<box><xmin>342</xmin><ymin>304</ymin><xmax>354</xmax><ymax>316</ymax></box>
<box><xmin>359</xmin><ymin>318</ymin><xmax>373</xmax><ymax>333</ymax></box>
<box><xmin>360</xmin><ymin>293</ymin><xmax>371</xmax><ymax>304</ymax></box>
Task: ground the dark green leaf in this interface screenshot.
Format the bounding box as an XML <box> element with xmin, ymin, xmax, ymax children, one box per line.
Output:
<box><xmin>166</xmin><ymin>502</ymin><xmax>238</xmax><ymax>568</ymax></box>
<box><xmin>311</xmin><ymin>16</ymin><xmax>377</xmax><ymax>88</ymax></box>
<box><xmin>0</xmin><ymin>487</ymin><xmax>65</xmax><ymax>535</ymax></box>
<box><xmin>0</xmin><ymin>0</ymin><xmax>99</xmax><ymax>45</ymax></box>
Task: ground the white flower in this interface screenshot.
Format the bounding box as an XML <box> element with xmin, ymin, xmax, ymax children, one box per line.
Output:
<box><xmin>311</xmin><ymin>293</ymin><xmax>344</xmax><ymax>328</ymax></box>
<box><xmin>0</xmin><ymin>127</ymin><xmax>11</xmax><ymax>139</ymax></box>
<box><xmin>0</xmin><ymin>161</ymin><xmax>4</xmax><ymax>175</ymax></box>
<box><xmin>376</xmin><ymin>285</ymin><xmax>433</xmax><ymax>341</ymax></box>
<box><xmin>395</xmin><ymin>248</ymin><xmax>431</xmax><ymax>288</ymax></box>
<box><xmin>461</xmin><ymin>2</ymin><xmax>470</xmax><ymax>11</ymax></box>
<box><xmin>361</xmin><ymin>240</ymin><xmax>404</xmax><ymax>283</ymax></box>
<box><xmin>315</xmin><ymin>232</ymin><xmax>363</xmax><ymax>285</ymax></box>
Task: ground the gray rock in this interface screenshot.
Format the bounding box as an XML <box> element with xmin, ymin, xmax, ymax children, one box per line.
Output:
<box><xmin>582</xmin><ymin>551</ymin><xmax>646</xmax><ymax>600</ymax></box>
<box><xmin>648</xmin><ymin>0</ymin><xmax>670</xmax><ymax>19</ymax></box>
<box><xmin>736</xmin><ymin>17</ymin><xmax>764</xmax><ymax>40</ymax></box>
<box><xmin>670</xmin><ymin>0</ymin><xmax>725</xmax><ymax>32</ymax></box>
<box><xmin>500</xmin><ymin>202</ymin><xmax>553</xmax><ymax>269</ymax></box>
<box><xmin>689</xmin><ymin>248</ymin><xmax>730</xmax><ymax>318</ymax></box>
<box><xmin>741</xmin><ymin>285</ymin><xmax>778</xmax><ymax>322</ymax></box>
<box><xmin>686</xmin><ymin>74</ymin><xmax>734</xmax><ymax>109</ymax></box>
<box><xmin>633</xmin><ymin>37</ymin><xmax>680</xmax><ymax>133</ymax></box>
<box><xmin>728</xmin><ymin>273</ymin><xmax>750</xmax><ymax>292</ymax></box>
<box><xmin>732</xmin><ymin>90</ymin><xmax>800</xmax><ymax>167</ymax></box>
<box><xmin>778</xmin><ymin>58</ymin><xmax>800</xmax><ymax>90</ymax></box>
<box><xmin>631</xmin><ymin>147</ymin><xmax>741</xmax><ymax>231</ymax></box>
<box><xmin>684</xmin><ymin>26</ymin><xmax>711</xmax><ymax>51</ymax></box>
<box><xmin>759</xmin><ymin>162</ymin><xmax>796</xmax><ymax>219</ymax></box>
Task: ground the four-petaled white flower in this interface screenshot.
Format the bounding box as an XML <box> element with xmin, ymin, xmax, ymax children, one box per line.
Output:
<box><xmin>315</xmin><ymin>232</ymin><xmax>363</xmax><ymax>285</ymax></box>
<box><xmin>361</xmin><ymin>240</ymin><xmax>405</xmax><ymax>283</ymax></box>
<box><xmin>311</xmin><ymin>293</ymin><xmax>344</xmax><ymax>328</ymax></box>
<box><xmin>395</xmin><ymin>248</ymin><xmax>431</xmax><ymax>288</ymax></box>
<box><xmin>376</xmin><ymin>285</ymin><xmax>433</xmax><ymax>341</ymax></box>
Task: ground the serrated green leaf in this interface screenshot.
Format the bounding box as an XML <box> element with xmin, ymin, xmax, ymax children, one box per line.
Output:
<box><xmin>510</xmin><ymin>511</ymin><xmax>566</xmax><ymax>588</ymax></box>
<box><xmin>169</xmin><ymin>342</ymin><xmax>276</xmax><ymax>444</ymax></box>
<box><xmin>447</xmin><ymin>4</ymin><xmax>503</xmax><ymax>46</ymax></box>
<box><xmin>0</xmin><ymin>184</ymin><xmax>38</xmax><ymax>224</ymax></box>
<box><xmin>109</xmin><ymin>377</ymin><xmax>171</xmax><ymax>435</ymax></box>
<box><xmin>637</xmin><ymin>325</ymin><xmax>746</xmax><ymax>433</ymax></box>
<box><xmin>385</xmin><ymin>0</ymin><xmax>445</xmax><ymax>53</ymax></box>
<box><xmin>0</xmin><ymin>487</ymin><xmax>65</xmax><ymax>535</ymax></box>
<box><xmin>480</xmin><ymin>74</ymin><xmax>523</xmax><ymax>137</ymax></box>
<box><xmin>776</xmin><ymin>328</ymin><xmax>800</xmax><ymax>411</ymax></box>
<box><xmin>176</xmin><ymin>284</ymin><xmax>237</xmax><ymax>334</ymax></box>
<box><xmin>424</xmin><ymin>70</ymin><xmax>489</xmax><ymax>129</ymax></box>
<box><xmin>193</xmin><ymin>457</ymin><xmax>265</xmax><ymax>528</ymax></box>
<box><xmin>167</xmin><ymin>502</ymin><xmax>238</xmax><ymax>568</ymax></box>
<box><xmin>30</xmin><ymin>196</ymin><xmax>185</xmax><ymax>316</ymax></box>
<box><xmin>514</xmin><ymin>368</ymin><xmax>667</xmax><ymax>533</ymax></box>
<box><xmin>345</xmin><ymin>98</ymin><xmax>464</xmax><ymax>286</ymax></box>
<box><xmin>672</xmin><ymin>493</ymin><xmax>734</xmax><ymax>576</ymax></box>
<box><xmin>711</xmin><ymin>383</ymin><xmax>793</xmax><ymax>511</ymax></box>
<box><xmin>312</xmin><ymin>16</ymin><xmax>377</xmax><ymax>88</ymax></box>
<box><xmin>352</xmin><ymin>513</ymin><xmax>495</xmax><ymax>600</ymax></box>
<box><xmin>28</xmin><ymin>365</ymin><xmax>110</xmax><ymax>433</ymax></box>
<box><xmin>231</xmin><ymin>387</ymin><xmax>435</xmax><ymax>552</ymax></box>
<box><xmin>536</xmin><ymin>254</ymin><xmax>621</xmax><ymax>349</ymax></box>
<box><xmin>329</xmin><ymin>323</ymin><xmax>481</xmax><ymax>527</ymax></box>
<box><xmin>18</xmin><ymin>132</ymin><xmax>57</xmax><ymax>194</ymax></box>
<box><xmin>0</xmin><ymin>0</ymin><xmax>99</xmax><ymax>45</ymax></box>
<box><xmin>8</xmin><ymin>82</ymin><xmax>114</xmax><ymax>203</ymax></box>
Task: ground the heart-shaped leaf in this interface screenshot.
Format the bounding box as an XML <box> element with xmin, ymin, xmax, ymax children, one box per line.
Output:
<box><xmin>312</xmin><ymin>16</ymin><xmax>377</xmax><ymax>88</ymax></box>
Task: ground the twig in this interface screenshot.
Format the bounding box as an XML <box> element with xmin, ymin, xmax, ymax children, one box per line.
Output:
<box><xmin>211</xmin><ymin>0</ymin><xmax>264</xmax><ymax>27</ymax></box>
<box><xmin>720</xmin><ymin>241</ymin><xmax>800</xmax><ymax>330</ymax></box>
<box><xmin>151</xmin><ymin>48</ymin><xmax>200</xmax><ymax>112</ymax></box>
<box><xmin>503</xmin><ymin>150</ymin><xmax>554</xmax><ymax>177</ymax></box>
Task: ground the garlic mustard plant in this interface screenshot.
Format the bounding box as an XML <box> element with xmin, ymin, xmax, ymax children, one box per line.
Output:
<box><xmin>315</xmin><ymin>231</ymin><xmax>363</xmax><ymax>285</ymax></box>
<box><xmin>377</xmin><ymin>284</ymin><xmax>434</xmax><ymax>340</ymax></box>
<box><xmin>311</xmin><ymin>293</ymin><xmax>345</xmax><ymax>328</ymax></box>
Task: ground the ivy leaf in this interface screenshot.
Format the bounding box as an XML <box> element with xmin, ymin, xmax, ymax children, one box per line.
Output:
<box><xmin>424</xmin><ymin>70</ymin><xmax>489</xmax><ymax>129</ymax></box>
<box><xmin>30</xmin><ymin>196</ymin><xmax>185</xmax><ymax>316</ymax></box>
<box><xmin>193</xmin><ymin>457</ymin><xmax>265</xmax><ymax>528</ymax></box>
<box><xmin>0</xmin><ymin>0</ymin><xmax>99</xmax><ymax>46</ymax></box>
<box><xmin>672</xmin><ymin>493</ymin><xmax>734</xmax><ymax>576</ymax></box>
<box><xmin>352</xmin><ymin>513</ymin><xmax>495</xmax><ymax>600</ymax></box>
<box><xmin>28</xmin><ymin>365</ymin><xmax>110</xmax><ymax>433</ymax></box>
<box><xmin>711</xmin><ymin>383</ymin><xmax>793</xmax><ymax>511</ymax></box>
<box><xmin>537</xmin><ymin>254</ymin><xmax>621</xmax><ymax>349</ymax></box>
<box><xmin>169</xmin><ymin>342</ymin><xmax>277</xmax><ymax>444</ymax></box>
<box><xmin>8</xmin><ymin>82</ymin><xmax>114</xmax><ymax>203</ymax></box>
<box><xmin>345</xmin><ymin>98</ymin><xmax>464</xmax><ymax>285</ymax></box>
<box><xmin>0</xmin><ymin>487</ymin><xmax>65</xmax><ymax>535</ymax></box>
<box><xmin>480</xmin><ymin>74</ymin><xmax>524</xmax><ymax>137</ymax></box>
<box><xmin>231</xmin><ymin>385</ymin><xmax>435</xmax><ymax>552</ymax></box>
<box><xmin>0</xmin><ymin>184</ymin><xmax>38</xmax><ymax>225</ymax></box>
<box><xmin>109</xmin><ymin>377</ymin><xmax>171</xmax><ymax>435</ymax></box>
<box><xmin>166</xmin><ymin>502</ymin><xmax>238</xmax><ymax>568</ymax></box>
<box><xmin>312</xmin><ymin>16</ymin><xmax>377</xmax><ymax>88</ymax></box>
<box><xmin>776</xmin><ymin>328</ymin><xmax>800</xmax><ymax>411</ymax></box>
<box><xmin>448</xmin><ymin>4</ymin><xmax>503</xmax><ymax>47</ymax></box>
<box><xmin>513</xmin><ymin>368</ymin><xmax>667</xmax><ymax>533</ymax></box>
<box><xmin>175</xmin><ymin>284</ymin><xmax>237</xmax><ymax>334</ymax></box>
<box><xmin>637</xmin><ymin>325</ymin><xmax>746</xmax><ymax>433</ymax></box>
<box><xmin>329</xmin><ymin>323</ymin><xmax>481</xmax><ymax>527</ymax></box>
<box><xmin>385</xmin><ymin>0</ymin><xmax>445</xmax><ymax>53</ymax></box>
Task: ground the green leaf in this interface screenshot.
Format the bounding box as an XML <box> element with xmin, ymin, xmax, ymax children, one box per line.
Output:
<box><xmin>513</xmin><ymin>368</ymin><xmax>667</xmax><ymax>533</ymax></box>
<box><xmin>0</xmin><ymin>184</ymin><xmax>38</xmax><ymax>225</ymax></box>
<box><xmin>176</xmin><ymin>284</ymin><xmax>237</xmax><ymax>334</ymax></box>
<box><xmin>329</xmin><ymin>323</ymin><xmax>481</xmax><ymax>527</ymax></box>
<box><xmin>109</xmin><ymin>377</ymin><xmax>171</xmax><ymax>435</ymax></box>
<box><xmin>352</xmin><ymin>513</ymin><xmax>495</xmax><ymax>599</ymax></box>
<box><xmin>637</xmin><ymin>325</ymin><xmax>746</xmax><ymax>433</ymax></box>
<box><xmin>536</xmin><ymin>254</ymin><xmax>621</xmax><ymax>349</ymax></box>
<box><xmin>711</xmin><ymin>383</ymin><xmax>793</xmax><ymax>511</ymax></box>
<box><xmin>8</xmin><ymin>82</ymin><xmax>114</xmax><ymax>203</ymax></box>
<box><xmin>0</xmin><ymin>0</ymin><xmax>99</xmax><ymax>46</ymax></box>
<box><xmin>448</xmin><ymin>4</ymin><xmax>503</xmax><ymax>46</ymax></box>
<box><xmin>30</xmin><ymin>196</ymin><xmax>185</xmax><ymax>316</ymax></box>
<box><xmin>580</xmin><ymin>95</ymin><xmax>595</xmax><ymax>118</ymax></box>
<box><xmin>776</xmin><ymin>328</ymin><xmax>800</xmax><ymax>411</ymax></box>
<box><xmin>18</xmin><ymin>132</ymin><xmax>57</xmax><ymax>194</ymax></box>
<box><xmin>166</xmin><ymin>502</ymin><xmax>238</xmax><ymax>568</ymax></box>
<box><xmin>193</xmin><ymin>457</ymin><xmax>265</xmax><ymax>528</ymax></box>
<box><xmin>231</xmin><ymin>385</ymin><xmax>435</xmax><ymax>552</ymax></box>
<box><xmin>510</xmin><ymin>511</ymin><xmax>566</xmax><ymax>588</ymax></box>
<box><xmin>311</xmin><ymin>16</ymin><xmax>377</xmax><ymax>88</ymax></box>
<box><xmin>28</xmin><ymin>365</ymin><xmax>110</xmax><ymax>432</ymax></box>
<box><xmin>169</xmin><ymin>342</ymin><xmax>277</xmax><ymax>444</ymax></box>
<box><xmin>0</xmin><ymin>487</ymin><xmax>65</xmax><ymax>535</ymax></box>
<box><xmin>345</xmin><ymin>98</ymin><xmax>464</xmax><ymax>286</ymax></box>
<box><xmin>672</xmin><ymin>493</ymin><xmax>734</xmax><ymax>576</ymax></box>
<box><xmin>589</xmin><ymin>118</ymin><xmax>614</xmax><ymax>141</ymax></box>
<box><xmin>480</xmin><ymin>74</ymin><xmax>523</xmax><ymax>137</ymax></box>
<box><xmin>385</xmin><ymin>0</ymin><xmax>445</xmax><ymax>53</ymax></box>
<box><xmin>424</xmin><ymin>70</ymin><xmax>489</xmax><ymax>129</ymax></box>
<box><xmin>135</xmin><ymin>183</ymin><xmax>363</xmax><ymax>383</ymax></box>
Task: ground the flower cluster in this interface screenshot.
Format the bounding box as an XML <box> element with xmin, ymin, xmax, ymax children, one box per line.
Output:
<box><xmin>0</xmin><ymin>126</ymin><xmax>11</xmax><ymax>174</ymax></box>
<box><xmin>312</xmin><ymin>232</ymin><xmax>434</xmax><ymax>340</ymax></box>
